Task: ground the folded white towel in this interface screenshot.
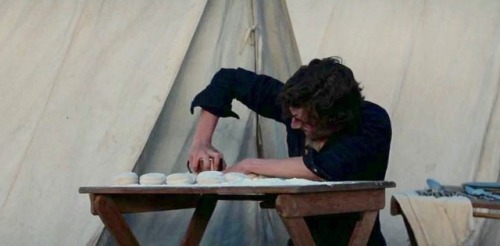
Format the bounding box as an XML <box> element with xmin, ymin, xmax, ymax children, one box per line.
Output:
<box><xmin>393</xmin><ymin>191</ymin><xmax>475</xmax><ymax>246</ymax></box>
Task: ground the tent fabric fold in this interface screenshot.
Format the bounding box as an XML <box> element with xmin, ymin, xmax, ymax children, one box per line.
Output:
<box><xmin>0</xmin><ymin>0</ymin><xmax>206</xmax><ymax>245</ymax></box>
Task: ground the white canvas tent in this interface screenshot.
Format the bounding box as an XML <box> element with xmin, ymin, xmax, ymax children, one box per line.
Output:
<box><xmin>0</xmin><ymin>0</ymin><xmax>499</xmax><ymax>245</ymax></box>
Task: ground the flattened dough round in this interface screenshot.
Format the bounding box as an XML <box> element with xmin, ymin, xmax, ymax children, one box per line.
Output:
<box><xmin>166</xmin><ymin>172</ymin><xmax>196</xmax><ymax>185</ymax></box>
<box><xmin>112</xmin><ymin>172</ymin><xmax>139</xmax><ymax>185</ymax></box>
<box><xmin>139</xmin><ymin>173</ymin><xmax>166</xmax><ymax>185</ymax></box>
<box><xmin>196</xmin><ymin>171</ymin><xmax>224</xmax><ymax>185</ymax></box>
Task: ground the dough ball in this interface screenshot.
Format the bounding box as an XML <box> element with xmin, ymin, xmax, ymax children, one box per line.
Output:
<box><xmin>112</xmin><ymin>172</ymin><xmax>138</xmax><ymax>185</ymax></box>
<box><xmin>166</xmin><ymin>172</ymin><xmax>196</xmax><ymax>185</ymax></box>
<box><xmin>223</xmin><ymin>172</ymin><xmax>249</xmax><ymax>183</ymax></box>
<box><xmin>196</xmin><ymin>171</ymin><xmax>224</xmax><ymax>185</ymax></box>
<box><xmin>139</xmin><ymin>173</ymin><xmax>166</xmax><ymax>185</ymax></box>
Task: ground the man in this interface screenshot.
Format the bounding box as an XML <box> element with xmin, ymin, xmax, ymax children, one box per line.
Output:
<box><xmin>188</xmin><ymin>57</ymin><xmax>391</xmax><ymax>245</ymax></box>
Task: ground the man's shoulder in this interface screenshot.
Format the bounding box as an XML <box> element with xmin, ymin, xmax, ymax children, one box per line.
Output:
<box><xmin>362</xmin><ymin>101</ymin><xmax>389</xmax><ymax>117</ymax></box>
<box><xmin>360</xmin><ymin>100</ymin><xmax>391</xmax><ymax>129</ymax></box>
<box><xmin>217</xmin><ymin>67</ymin><xmax>256</xmax><ymax>76</ymax></box>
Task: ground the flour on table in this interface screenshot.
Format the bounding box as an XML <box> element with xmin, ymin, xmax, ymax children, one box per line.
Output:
<box><xmin>112</xmin><ymin>171</ymin><xmax>328</xmax><ymax>187</ymax></box>
<box><xmin>223</xmin><ymin>172</ymin><xmax>250</xmax><ymax>183</ymax></box>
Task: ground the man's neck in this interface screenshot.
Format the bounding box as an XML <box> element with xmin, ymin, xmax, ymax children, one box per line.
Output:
<box><xmin>305</xmin><ymin>138</ymin><xmax>327</xmax><ymax>151</ymax></box>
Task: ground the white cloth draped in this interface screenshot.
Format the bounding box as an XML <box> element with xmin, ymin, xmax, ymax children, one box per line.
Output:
<box><xmin>393</xmin><ymin>191</ymin><xmax>475</xmax><ymax>245</ymax></box>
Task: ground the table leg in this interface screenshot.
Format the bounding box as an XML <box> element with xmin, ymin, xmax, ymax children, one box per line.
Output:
<box><xmin>348</xmin><ymin>210</ymin><xmax>377</xmax><ymax>246</ymax></box>
<box><xmin>181</xmin><ymin>195</ymin><xmax>218</xmax><ymax>246</ymax></box>
<box><xmin>276</xmin><ymin>191</ymin><xmax>385</xmax><ymax>246</ymax></box>
<box><xmin>93</xmin><ymin>195</ymin><xmax>139</xmax><ymax>246</ymax></box>
<box><xmin>279</xmin><ymin>217</ymin><xmax>315</xmax><ymax>246</ymax></box>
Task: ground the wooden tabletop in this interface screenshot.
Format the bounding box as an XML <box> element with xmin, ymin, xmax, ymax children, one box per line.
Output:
<box><xmin>79</xmin><ymin>180</ymin><xmax>396</xmax><ymax>195</ymax></box>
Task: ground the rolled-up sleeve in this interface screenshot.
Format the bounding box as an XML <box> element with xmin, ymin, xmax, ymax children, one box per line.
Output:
<box><xmin>302</xmin><ymin>103</ymin><xmax>392</xmax><ymax>181</ymax></box>
<box><xmin>190</xmin><ymin>68</ymin><xmax>285</xmax><ymax>122</ymax></box>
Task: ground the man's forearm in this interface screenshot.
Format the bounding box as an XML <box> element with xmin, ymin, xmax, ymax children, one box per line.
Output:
<box><xmin>193</xmin><ymin>110</ymin><xmax>219</xmax><ymax>145</ymax></box>
<box><xmin>242</xmin><ymin>157</ymin><xmax>322</xmax><ymax>181</ymax></box>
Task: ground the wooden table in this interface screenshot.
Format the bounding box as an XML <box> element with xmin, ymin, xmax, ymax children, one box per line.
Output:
<box><xmin>80</xmin><ymin>181</ymin><xmax>395</xmax><ymax>246</ymax></box>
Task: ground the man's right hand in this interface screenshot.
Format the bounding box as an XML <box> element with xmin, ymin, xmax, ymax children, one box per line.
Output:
<box><xmin>188</xmin><ymin>143</ymin><xmax>224</xmax><ymax>173</ymax></box>
<box><xmin>188</xmin><ymin>109</ymin><xmax>223</xmax><ymax>172</ymax></box>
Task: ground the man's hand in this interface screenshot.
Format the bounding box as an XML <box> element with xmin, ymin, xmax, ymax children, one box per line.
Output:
<box><xmin>188</xmin><ymin>143</ymin><xmax>224</xmax><ymax>172</ymax></box>
<box><xmin>188</xmin><ymin>109</ymin><xmax>223</xmax><ymax>172</ymax></box>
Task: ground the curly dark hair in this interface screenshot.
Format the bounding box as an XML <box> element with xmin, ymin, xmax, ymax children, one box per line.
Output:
<box><xmin>279</xmin><ymin>57</ymin><xmax>364</xmax><ymax>137</ymax></box>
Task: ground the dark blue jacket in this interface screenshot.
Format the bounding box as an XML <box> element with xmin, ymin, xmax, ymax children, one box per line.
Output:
<box><xmin>191</xmin><ymin>68</ymin><xmax>392</xmax><ymax>245</ymax></box>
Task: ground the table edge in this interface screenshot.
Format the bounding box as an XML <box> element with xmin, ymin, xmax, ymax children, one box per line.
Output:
<box><xmin>79</xmin><ymin>181</ymin><xmax>396</xmax><ymax>195</ymax></box>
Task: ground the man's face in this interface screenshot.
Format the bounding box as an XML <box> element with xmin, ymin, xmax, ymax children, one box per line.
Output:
<box><xmin>289</xmin><ymin>107</ymin><xmax>316</xmax><ymax>137</ymax></box>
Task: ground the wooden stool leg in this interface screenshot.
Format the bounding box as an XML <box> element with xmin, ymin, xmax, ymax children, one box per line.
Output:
<box><xmin>181</xmin><ymin>195</ymin><xmax>218</xmax><ymax>246</ymax></box>
<box><xmin>93</xmin><ymin>195</ymin><xmax>139</xmax><ymax>246</ymax></box>
<box><xmin>348</xmin><ymin>211</ymin><xmax>378</xmax><ymax>246</ymax></box>
<box><xmin>280</xmin><ymin>217</ymin><xmax>315</xmax><ymax>246</ymax></box>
